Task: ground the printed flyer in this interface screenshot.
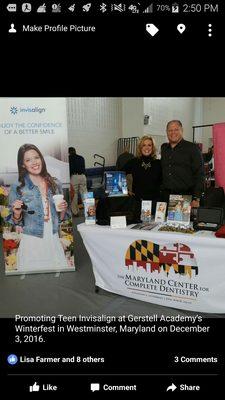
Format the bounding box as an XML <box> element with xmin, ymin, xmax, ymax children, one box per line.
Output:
<box><xmin>167</xmin><ymin>195</ymin><xmax>192</xmax><ymax>225</ymax></box>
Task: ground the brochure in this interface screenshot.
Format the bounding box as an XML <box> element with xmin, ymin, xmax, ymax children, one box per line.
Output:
<box><xmin>131</xmin><ymin>222</ymin><xmax>158</xmax><ymax>230</ymax></box>
<box><xmin>167</xmin><ymin>194</ymin><xmax>192</xmax><ymax>225</ymax></box>
<box><xmin>83</xmin><ymin>192</ymin><xmax>96</xmax><ymax>225</ymax></box>
<box><xmin>141</xmin><ymin>200</ymin><xmax>152</xmax><ymax>223</ymax></box>
<box><xmin>155</xmin><ymin>202</ymin><xmax>167</xmax><ymax>223</ymax></box>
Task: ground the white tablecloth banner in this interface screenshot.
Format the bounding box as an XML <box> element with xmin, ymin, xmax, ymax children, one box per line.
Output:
<box><xmin>78</xmin><ymin>224</ymin><xmax>225</xmax><ymax>313</ymax></box>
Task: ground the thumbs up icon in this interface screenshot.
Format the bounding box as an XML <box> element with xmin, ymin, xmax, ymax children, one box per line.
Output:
<box><xmin>29</xmin><ymin>382</ymin><xmax>40</xmax><ymax>392</ymax></box>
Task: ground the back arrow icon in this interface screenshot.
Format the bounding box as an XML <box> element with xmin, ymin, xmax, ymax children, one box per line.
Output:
<box><xmin>166</xmin><ymin>383</ymin><xmax>177</xmax><ymax>392</ymax></box>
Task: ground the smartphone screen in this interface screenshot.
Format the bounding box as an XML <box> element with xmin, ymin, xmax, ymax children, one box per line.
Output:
<box><xmin>0</xmin><ymin>1</ymin><xmax>224</xmax><ymax>396</ymax></box>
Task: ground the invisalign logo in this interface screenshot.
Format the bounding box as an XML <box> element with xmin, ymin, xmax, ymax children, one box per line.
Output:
<box><xmin>10</xmin><ymin>106</ymin><xmax>46</xmax><ymax>114</ymax></box>
<box><xmin>10</xmin><ymin>106</ymin><xmax>18</xmax><ymax>114</ymax></box>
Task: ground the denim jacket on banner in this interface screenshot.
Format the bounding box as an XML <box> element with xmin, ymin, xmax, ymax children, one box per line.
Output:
<box><xmin>7</xmin><ymin>174</ymin><xmax>68</xmax><ymax>238</ymax></box>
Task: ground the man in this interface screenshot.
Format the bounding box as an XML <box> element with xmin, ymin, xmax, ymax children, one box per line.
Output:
<box><xmin>161</xmin><ymin>120</ymin><xmax>204</xmax><ymax>208</ymax></box>
<box><xmin>69</xmin><ymin>147</ymin><xmax>87</xmax><ymax>216</ymax></box>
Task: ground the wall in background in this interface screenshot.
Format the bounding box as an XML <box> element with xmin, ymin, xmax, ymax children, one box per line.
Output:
<box><xmin>66</xmin><ymin>97</ymin><xmax>221</xmax><ymax>166</ymax></box>
<box><xmin>203</xmin><ymin>98</ymin><xmax>225</xmax><ymax>124</ymax></box>
<box><xmin>201</xmin><ymin>98</ymin><xmax>225</xmax><ymax>151</ymax></box>
<box><xmin>67</xmin><ymin>98</ymin><xmax>122</xmax><ymax>168</ymax></box>
<box><xmin>144</xmin><ymin>97</ymin><xmax>196</xmax><ymax>152</ymax></box>
<box><xmin>122</xmin><ymin>98</ymin><xmax>143</xmax><ymax>139</ymax></box>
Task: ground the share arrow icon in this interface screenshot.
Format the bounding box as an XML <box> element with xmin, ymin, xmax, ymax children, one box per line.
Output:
<box><xmin>166</xmin><ymin>383</ymin><xmax>177</xmax><ymax>392</ymax></box>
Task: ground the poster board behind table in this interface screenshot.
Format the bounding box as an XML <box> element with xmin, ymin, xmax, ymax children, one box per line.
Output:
<box><xmin>0</xmin><ymin>98</ymin><xmax>75</xmax><ymax>275</ymax></box>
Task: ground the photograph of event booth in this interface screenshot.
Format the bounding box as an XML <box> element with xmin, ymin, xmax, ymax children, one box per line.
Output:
<box><xmin>76</xmin><ymin>99</ymin><xmax>225</xmax><ymax>315</ymax></box>
<box><xmin>1</xmin><ymin>97</ymin><xmax>225</xmax><ymax>317</ymax></box>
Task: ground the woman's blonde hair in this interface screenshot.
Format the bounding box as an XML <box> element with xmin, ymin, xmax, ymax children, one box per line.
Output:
<box><xmin>137</xmin><ymin>136</ymin><xmax>157</xmax><ymax>159</ymax></box>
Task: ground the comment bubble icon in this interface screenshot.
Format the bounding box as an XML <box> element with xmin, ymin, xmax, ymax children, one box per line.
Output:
<box><xmin>91</xmin><ymin>383</ymin><xmax>100</xmax><ymax>392</ymax></box>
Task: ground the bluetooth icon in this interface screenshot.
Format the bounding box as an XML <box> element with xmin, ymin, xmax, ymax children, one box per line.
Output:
<box><xmin>100</xmin><ymin>3</ymin><xmax>107</xmax><ymax>13</ymax></box>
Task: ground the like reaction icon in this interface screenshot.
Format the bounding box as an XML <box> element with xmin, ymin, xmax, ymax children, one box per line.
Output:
<box><xmin>29</xmin><ymin>382</ymin><xmax>40</xmax><ymax>392</ymax></box>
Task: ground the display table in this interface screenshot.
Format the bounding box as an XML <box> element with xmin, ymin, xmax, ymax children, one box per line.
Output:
<box><xmin>78</xmin><ymin>223</ymin><xmax>225</xmax><ymax>313</ymax></box>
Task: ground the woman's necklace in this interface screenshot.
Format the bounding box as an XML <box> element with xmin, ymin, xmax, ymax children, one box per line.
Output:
<box><xmin>141</xmin><ymin>160</ymin><xmax>151</xmax><ymax>170</ymax></box>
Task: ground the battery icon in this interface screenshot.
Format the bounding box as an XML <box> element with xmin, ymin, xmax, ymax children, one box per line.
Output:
<box><xmin>172</xmin><ymin>3</ymin><xmax>179</xmax><ymax>13</ymax></box>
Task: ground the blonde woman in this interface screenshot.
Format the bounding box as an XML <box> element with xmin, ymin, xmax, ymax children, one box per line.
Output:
<box><xmin>123</xmin><ymin>136</ymin><xmax>162</xmax><ymax>212</ymax></box>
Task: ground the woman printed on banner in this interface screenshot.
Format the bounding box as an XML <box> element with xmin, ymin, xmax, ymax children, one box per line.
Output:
<box><xmin>6</xmin><ymin>143</ymin><xmax>70</xmax><ymax>271</ymax></box>
<box><xmin>122</xmin><ymin>136</ymin><xmax>162</xmax><ymax>214</ymax></box>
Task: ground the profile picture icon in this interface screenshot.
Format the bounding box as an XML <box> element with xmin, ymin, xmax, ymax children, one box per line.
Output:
<box><xmin>9</xmin><ymin>23</ymin><xmax>17</xmax><ymax>33</ymax></box>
